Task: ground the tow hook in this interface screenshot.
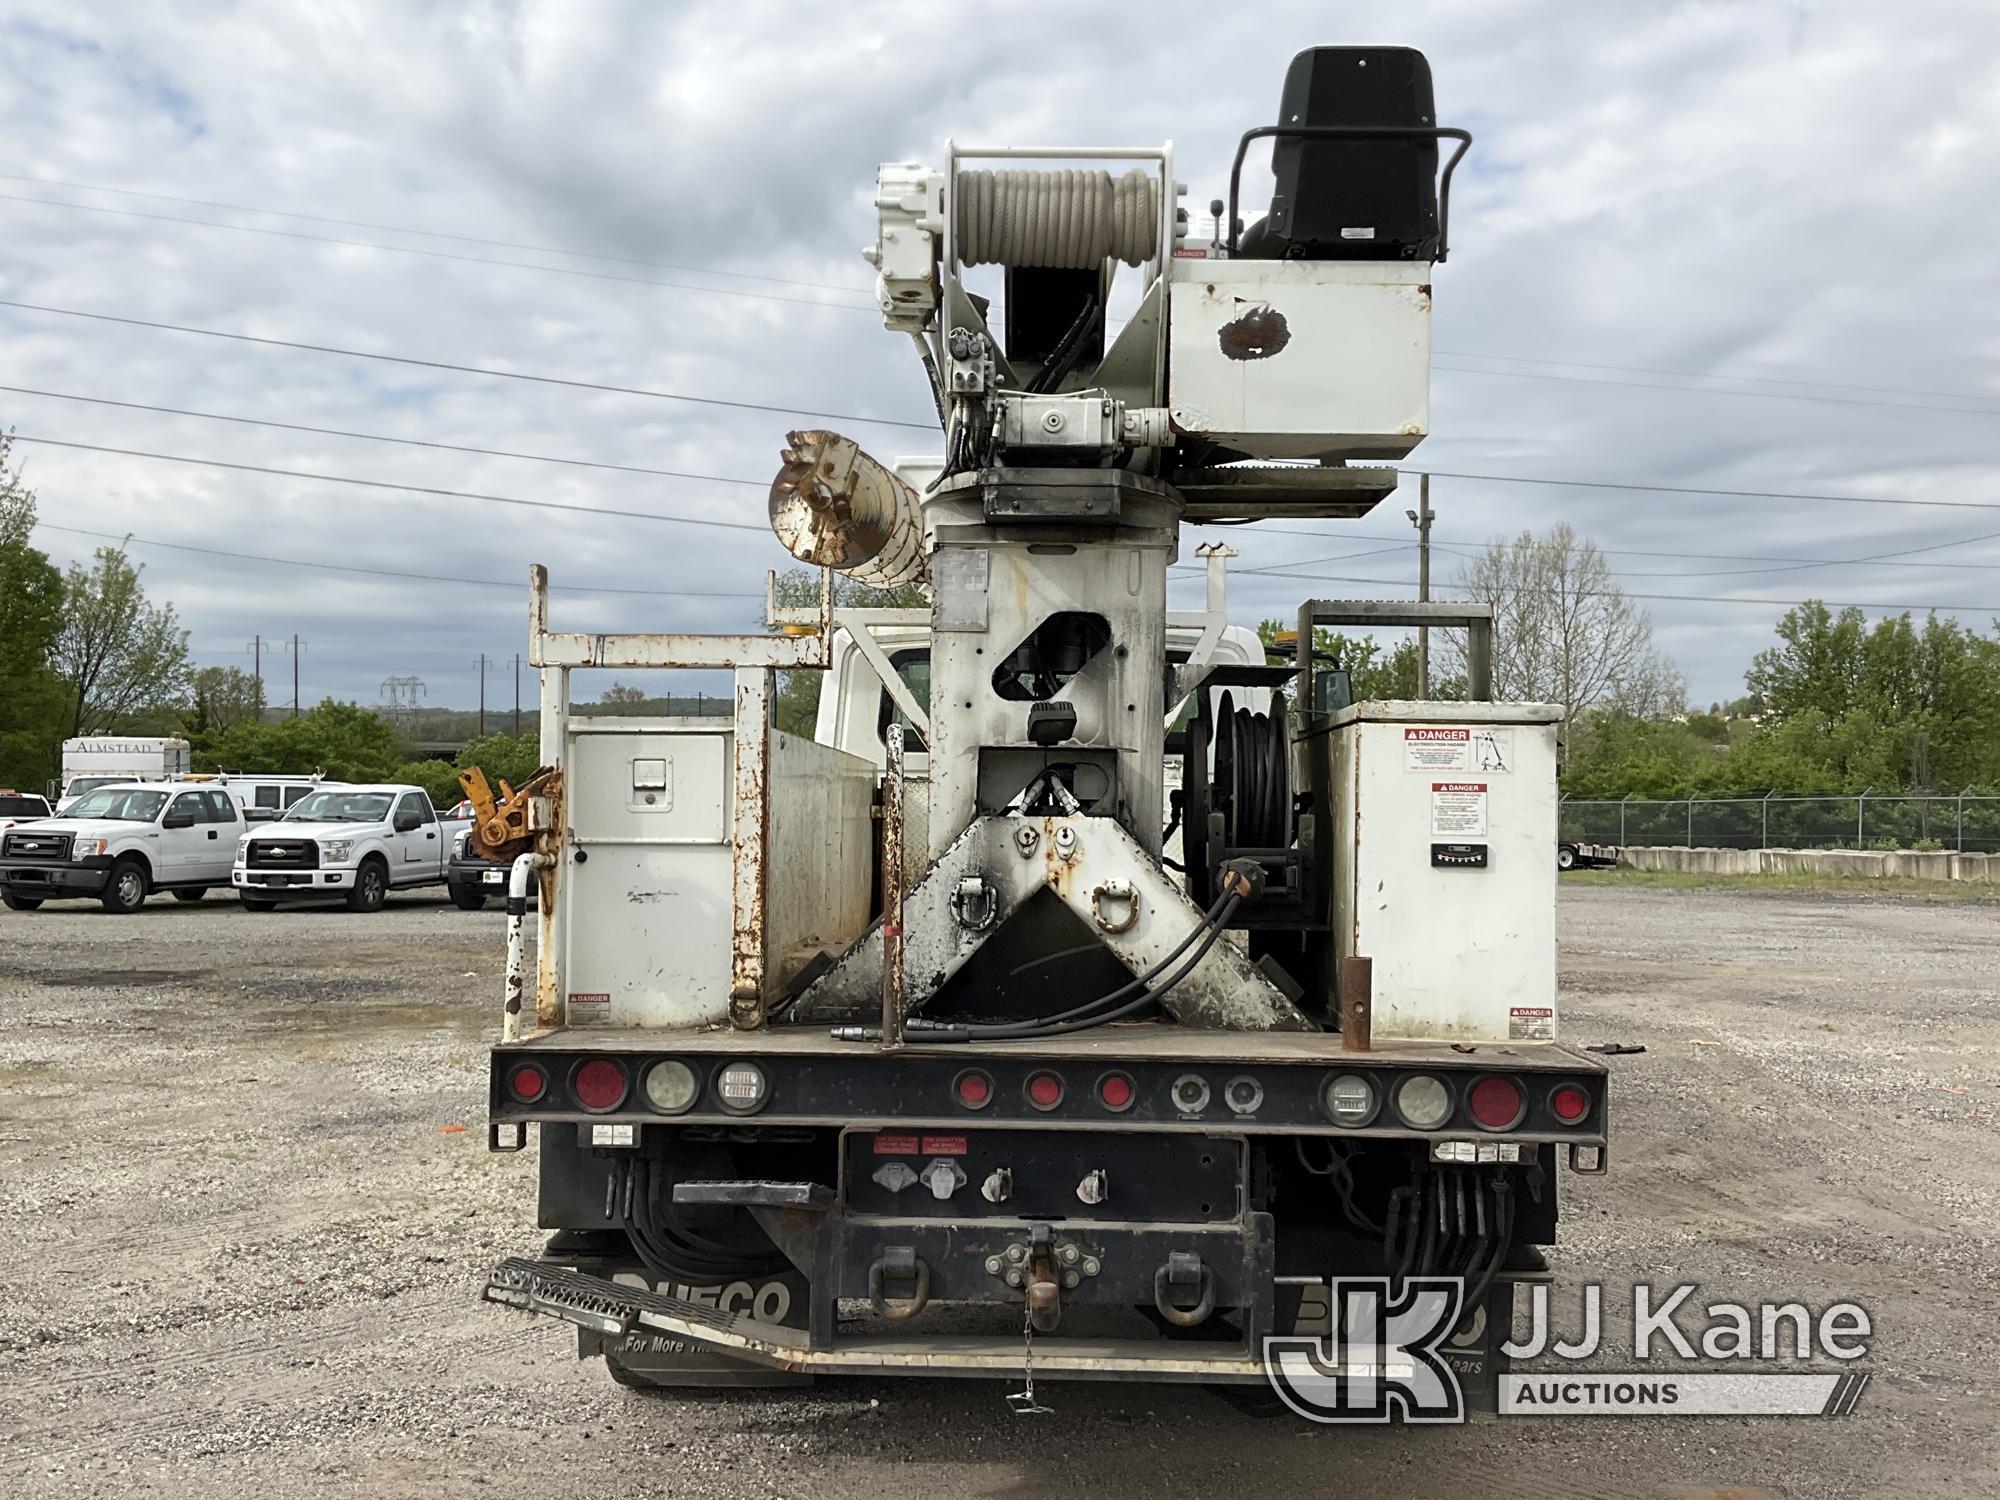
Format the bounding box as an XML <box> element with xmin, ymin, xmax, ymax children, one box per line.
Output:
<box><xmin>1153</xmin><ymin>1251</ymin><xmax>1215</xmax><ymax>1328</ymax></box>
<box><xmin>1027</xmin><ymin>1223</ymin><xmax>1063</xmax><ymax>1333</ymax></box>
<box><xmin>868</xmin><ymin>1245</ymin><xmax>931</xmax><ymax>1320</ymax></box>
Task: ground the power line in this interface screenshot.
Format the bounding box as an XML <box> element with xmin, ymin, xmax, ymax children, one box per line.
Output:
<box><xmin>0</xmin><ymin>384</ymin><xmax>765</xmax><ymax>487</ymax></box>
<box><xmin>34</xmin><ymin>522</ymin><xmax>767</xmax><ymax>598</ymax></box>
<box><xmin>0</xmin><ymin>170</ymin><xmax>872</xmax><ymax>294</ymax></box>
<box><xmin>26</xmin><ymin>170</ymin><xmax>1984</xmax><ymax>414</ymax></box>
<box><xmin>11</xmin><ymin>435</ymin><xmax>781</xmax><ymax>533</ymax></box>
<box><xmin>1213</xmin><ymin>562</ymin><xmax>1997</xmax><ymax>615</ymax></box>
<box><xmin>1390</xmin><ymin>464</ymin><xmax>2000</xmax><ymax>514</ymax></box>
<box><xmin>1433</xmin><ymin>348</ymin><xmax>2000</xmax><ymax>407</ymax></box>
<box><xmin>1431</xmin><ymin>360</ymin><xmax>2000</xmax><ymax>417</ymax></box>
<box><xmin>0</xmin><ymin>191</ymin><xmax>875</xmax><ymax>313</ymax></box>
<box><xmin>0</xmin><ymin>300</ymin><xmax>933</xmax><ymax>431</ymax></box>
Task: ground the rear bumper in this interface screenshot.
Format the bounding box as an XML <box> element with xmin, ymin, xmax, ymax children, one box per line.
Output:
<box><xmin>449</xmin><ymin>857</ymin><xmax>515</xmax><ymax>892</ymax></box>
<box><xmin>0</xmin><ymin>859</ymin><xmax>109</xmax><ymax>895</ymax></box>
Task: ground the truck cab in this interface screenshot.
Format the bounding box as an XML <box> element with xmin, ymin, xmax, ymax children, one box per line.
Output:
<box><xmin>0</xmin><ymin>782</ymin><xmax>242</xmax><ymax>913</ymax></box>
<box><xmin>234</xmin><ymin>785</ymin><xmax>468</xmax><ymax>913</ymax></box>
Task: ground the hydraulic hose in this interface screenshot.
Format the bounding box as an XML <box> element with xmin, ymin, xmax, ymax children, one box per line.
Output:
<box><xmin>908</xmin><ymin>887</ymin><xmax>1236</xmax><ymax>1034</ymax></box>
<box><xmin>906</xmin><ymin>893</ymin><xmax>1243</xmax><ymax>1044</ymax></box>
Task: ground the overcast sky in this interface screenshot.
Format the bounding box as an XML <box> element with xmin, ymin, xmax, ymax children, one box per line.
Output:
<box><xmin>3</xmin><ymin>0</ymin><xmax>1995</xmax><ymax>712</ymax></box>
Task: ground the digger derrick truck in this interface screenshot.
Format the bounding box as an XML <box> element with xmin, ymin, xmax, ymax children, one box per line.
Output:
<box><xmin>480</xmin><ymin>45</ymin><xmax>1609</xmax><ymax>1404</ymax></box>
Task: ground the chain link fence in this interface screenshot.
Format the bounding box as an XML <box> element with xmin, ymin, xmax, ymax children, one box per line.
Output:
<box><xmin>1560</xmin><ymin>794</ymin><xmax>2000</xmax><ymax>853</ymax></box>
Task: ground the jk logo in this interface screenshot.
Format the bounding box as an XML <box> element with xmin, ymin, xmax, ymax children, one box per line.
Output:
<box><xmin>1263</xmin><ymin>1277</ymin><xmax>1467</xmax><ymax>1423</ymax></box>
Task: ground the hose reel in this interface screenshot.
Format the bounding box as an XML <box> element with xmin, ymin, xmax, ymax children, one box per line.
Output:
<box><xmin>1183</xmin><ymin>689</ymin><xmax>1293</xmax><ymax>910</ymax></box>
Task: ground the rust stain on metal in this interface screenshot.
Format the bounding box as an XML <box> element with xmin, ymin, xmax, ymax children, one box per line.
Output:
<box><xmin>459</xmin><ymin>764</ymin><xmax>560</xmax><ymax>863</ymax></box>
<box><xmin>729</xmin><ymin>672</ymin><xmax>772</xmax><ymax>1030</ymax></box>
<box><xmin>768</xmin><ymin>429</ymin><xmax>928</xmax><ymax>590</ymax></box>
<box><xmin>1217</xmin><ymin>305</ymin><xmax>1290</xmax><ymax>361</ymax></box>
<box><xmin>880</xmin><ymin>724</ymin><xmax>906</xmax><ymax>1047</ymax></box>
<box><xmin>1339</xmin><ymin>954</ymin><xmax>1374</xmax><ymax>1051</ymax></box>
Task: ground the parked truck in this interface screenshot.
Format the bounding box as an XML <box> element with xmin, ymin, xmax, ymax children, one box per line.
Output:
<box><xmin>1</xmin><ymin>782</ymin><xmax>243</xmax><ymax>912</ymax></box>
<box><xmin>476</xmin><ymin>46</ymin><xmax>1608</xmax><ymax>1408</ymax></box>
<box><xmin>234</xmin><ymin>784</ymin><xmax>467</xmax><ymax>912</ymax></box>
<box><xmin>55</xmin><ymin>736</ymin><xmax>191</xmax><ymax>810</ymax></box>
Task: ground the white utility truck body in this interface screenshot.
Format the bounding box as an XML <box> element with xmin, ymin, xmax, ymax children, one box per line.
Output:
<box><xmin>56</xmin><ymin>736</ymin><xmax>190</xmax><ymax>810</ymax></box>
<box><xmin>475</xmin><ymin>44</ymin><xmax>1608</xmax><ymax>1405</ymax></box>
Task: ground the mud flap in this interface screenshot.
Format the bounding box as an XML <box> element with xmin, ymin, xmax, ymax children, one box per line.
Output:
<box><xmin>578</xmin><ymin>1266</ymin><xmax>812</xmax><ymax>1389</ymax></box>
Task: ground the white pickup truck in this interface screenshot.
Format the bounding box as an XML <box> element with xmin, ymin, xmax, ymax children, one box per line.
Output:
<box><xmin>0</xmin><ymin>782</ymin><xmax>244</xmax><ymax>913</ymax></box>
<box><xmin>234</xmin><ymin>784</ymin><xmax>468</xmax><ymax>913</ymax></box>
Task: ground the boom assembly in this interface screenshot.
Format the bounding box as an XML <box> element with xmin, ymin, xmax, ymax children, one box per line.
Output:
<box><xmin>481</xmin><ymin>46</ymin><xmax>1608</xmax><ymax>1400</ymax></box>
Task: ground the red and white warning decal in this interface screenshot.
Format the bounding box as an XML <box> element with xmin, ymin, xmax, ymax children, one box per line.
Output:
<box><xmin>1430</xmin><ymin>781</ymin><xmax>1488</xmax><ymax>837</ymax></box>
<box><xmin>1509</xmin><ymin>1005</ymin><xmax>1555</xmax><ymax>1041</ymax></box>
<box><xmin>568</xmin><ymin>992</ymin><xmax>612</xmax><ymax>1026</ymax></box>
<box><xmin>1404</xmin><ymin>725</ymin><xmax>1471</xmax><ymax>771</ymax></box>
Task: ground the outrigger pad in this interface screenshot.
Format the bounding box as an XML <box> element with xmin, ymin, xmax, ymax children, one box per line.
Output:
<box><xmin>787</xmin><ymin>814</ymin><xmax>1314</xmax><ymax>1032</ymax></box>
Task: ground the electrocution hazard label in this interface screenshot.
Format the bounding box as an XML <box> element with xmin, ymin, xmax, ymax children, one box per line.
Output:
<box><xmin>1430</xmin><ymin>781</ymin><xmax>1488</xmax><ymax>836</ymax></box>
<box><xmin>1509</xmin><ymin>1006</ymin><xmax>1555</xmax><ymax>1041</ymax></box>
<box><xmin>1404</xmin><ymin>726</ymin><xmax>1470</xmax><ymax>771</ymax></box>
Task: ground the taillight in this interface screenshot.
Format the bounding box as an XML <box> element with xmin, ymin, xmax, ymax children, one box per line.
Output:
<box><xmin>1097</xmin><ymin>1072</ymin><xmax>1135</xmax><ymax>1112</ymax></box>
<box><xmin>1468</xmin><ymin>1075</ymin><xmax>1526</xmax><ymax>1131</ymax></box>
<box><xmin>1392</xmin><ymin>1074</ymin><xmax>1452</xmax><ymax>1130</ymax></box>
<box><xmin>506</xmin><ymin>1063</ymin><xmax>548</xmax><ymax>1104</ymax></box>
<box><xmin>643</xmin><ymin>1060</ymin><xmax>698</xmax><ymax>1114</ymax></box>
<box><xmin>1322</xmin><ymin>1073</ymin><xmax>1378</xmax><ymax>1127</ymax></box>
<box><xmin>572</xmin><ymin>1058</ymin><xmax>628</xmax><ymax>1112</ymax></box>
<box><xmin>954</xmin><ymin>1069</ymin><xmax>994</xmax><ymax>1110</ymax></box>
<box><xmin>715</xmin><ymin>1061</ymin><xmax>769</xmax><ymax>1114</ymax></box>
<box><xmin>1550</xmin><ymin>1083</ymin><xmax>1592</xmax><ymax>1125</ymax></box>
<box><xmin>1025</xmin><ymin>1072</ymin><xmax>1064</xmax><ymax>1111</ymax></box>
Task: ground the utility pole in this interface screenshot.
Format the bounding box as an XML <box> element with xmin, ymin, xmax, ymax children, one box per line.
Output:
<box><xmin>478</xmin><ymin>654</ymin><xmax>488</xmax><ymax>737</ymax></box>
<box><xmin>247</xmin><ymin>635</ymin><xmax>264</xmax><ymax>699</ymax></box>
<box><xmin>512</xmin><ymin>654</ymin><xmax>521</xmax><ymax>736</ymax></box>
<box><xmin>291</xmin><ymin>634</ymin><xmax>302</xmax><ymax>718</ymax></box>
<box><xmin>1406</xmin><ymin>473</ymin><xmax>1433</xmax><ymax>698</ymax></box>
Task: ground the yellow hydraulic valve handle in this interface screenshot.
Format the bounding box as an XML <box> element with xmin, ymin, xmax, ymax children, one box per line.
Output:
<box><xmin>457</xmin><ymin>764</ymin><xmax>558</xmax><ymax>863</ymax></box>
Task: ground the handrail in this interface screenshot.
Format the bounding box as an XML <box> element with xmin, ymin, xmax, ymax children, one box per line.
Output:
<box><xmin>1226</xmin><ymin>124</ymin><xmax>1473</xmax><ymax>261</ymax></box>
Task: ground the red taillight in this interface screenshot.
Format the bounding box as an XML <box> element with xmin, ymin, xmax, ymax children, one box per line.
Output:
<box><xmin>1550</xmin><ymin>1083</ymin><xmax>1591</xmax><ymax>1125</ymax></box>
<box><xmin>1025</xmin><ymin>1072</ymin><xmax>1064</xmax><ymax>1110</ymax></box>
<box><xmin>573</xmin><ymin>1058</ymin><xmax>628</xmax><ymax>1112</ymax></box>
<box><xmin>1468</xmin><ymin>1076</ymin><xmax>1525</xmax><ymax>1131</ymax></box>
<box><xmin>954</xmin><ymin>1070</ymin><xmax>993</xmax><ymax>1110</ymax></box>
<box><xmin>1097</xmin><ymin>1072</ymin><xmax>1134</xmax><ymax>1112</ymax></box>
<box><xmin>506</xmin><ymin>1063</ymin><xmax>547</xmax><ymax>1104</ymax></box>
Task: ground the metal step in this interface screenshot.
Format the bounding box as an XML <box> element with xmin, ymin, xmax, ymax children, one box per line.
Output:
<box><xmin>483</xmin><ymin>1257</ymin><xmax>1272</xmax><ymax>1381</ymax></box>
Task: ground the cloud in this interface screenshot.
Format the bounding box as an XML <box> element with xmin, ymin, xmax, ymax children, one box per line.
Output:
<box><xmin>1</xmin><ymin>0</ymin><xmax>1996</xmax><ymax>710</ymax></box>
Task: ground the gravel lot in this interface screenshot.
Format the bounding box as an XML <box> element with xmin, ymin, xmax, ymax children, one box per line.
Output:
<box><xmin>1</xmin><ymin>882</ymin><xmax>1996</xmax><ymax>1499</ymax></box>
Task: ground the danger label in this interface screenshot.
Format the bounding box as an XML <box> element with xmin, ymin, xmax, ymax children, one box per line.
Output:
<box><xmin>1405</xmin><ymin>726</ymin><xmax>1471</xmax><ymax>771</ymax></box>
<box><xmin>1509</xmin><ymin>1006</ymin><xmax>1555</xmax><ymax>1041</ymax></box>
<box><xmin>1430</xmin><ymin>781</ymin><xmax>1488</xmax><ymax>836</ymax></box>
<box><xmin>567</xmin><ymin>992</ymin><xmax>612</xmax><ymax>1026</ymax></box>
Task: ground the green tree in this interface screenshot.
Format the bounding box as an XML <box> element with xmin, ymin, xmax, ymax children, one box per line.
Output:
<box><xmin>52</xmin><ymin>542</ymin><xmax>192</xmax><ymax>736</ymax></box>
<box><xmin>186</xmin><ymin>665</ymin><xmax>267</xmax><ymax>735</ymax></box>
<box><xmin>192</xmin><ymin>699</ymin><xmax>407</xmax><ymax>781</ymax></box>
<box><xmin>600</xmin><ymin>682</ymin><xmax>648</xmax><ymax>708</ymax></box>
<box><xmin>771</xmin><ymin>568</ymin><xmax>928</xmax><ymax>737</ymax></box>
<box><xmin>0</xmin><ymin>435</ymin><xmax>65</xmax><ymax>787</ymax></box>
<box><xmin>1254</xmin><ymin>621</ymin><xmax>1436</xmax><ymax>702</ymax></box>
<box><xmin>454</xmin><ymin>731</ymin><xmax>541</xmax><ymax>789</ymax></box>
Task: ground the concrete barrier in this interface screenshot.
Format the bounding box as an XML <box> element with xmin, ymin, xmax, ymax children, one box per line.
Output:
<box><xmin>1614</xmin><ymin>845</ymin><xmax>1997</xmax><ymax>883</ymax></box>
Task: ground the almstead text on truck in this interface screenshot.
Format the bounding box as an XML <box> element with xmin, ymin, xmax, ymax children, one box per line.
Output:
<box><xmin>475</xmin><ymin>44</ymin><xmax>1607</xmax><ymax>1407</ymax></box>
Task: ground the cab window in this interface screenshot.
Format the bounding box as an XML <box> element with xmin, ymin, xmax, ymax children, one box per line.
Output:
<box><xmin>397</xmin><ymin>792</ymin><xmax>434</xmax><ymax>826</ymax></box>
<box><xmin>167</xmin><ymin>792</ymin><xmax>207</xmax><ymax>824</ymax></box>
<box><xmin>874</xmin><ymin>650</ymin><xmax>931</xmax><ymax>752</ymax></box>
<box><xmin>203</xmin><ymin>791</ymin><xmax>239</xmax><ymax>823</ymax></box>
